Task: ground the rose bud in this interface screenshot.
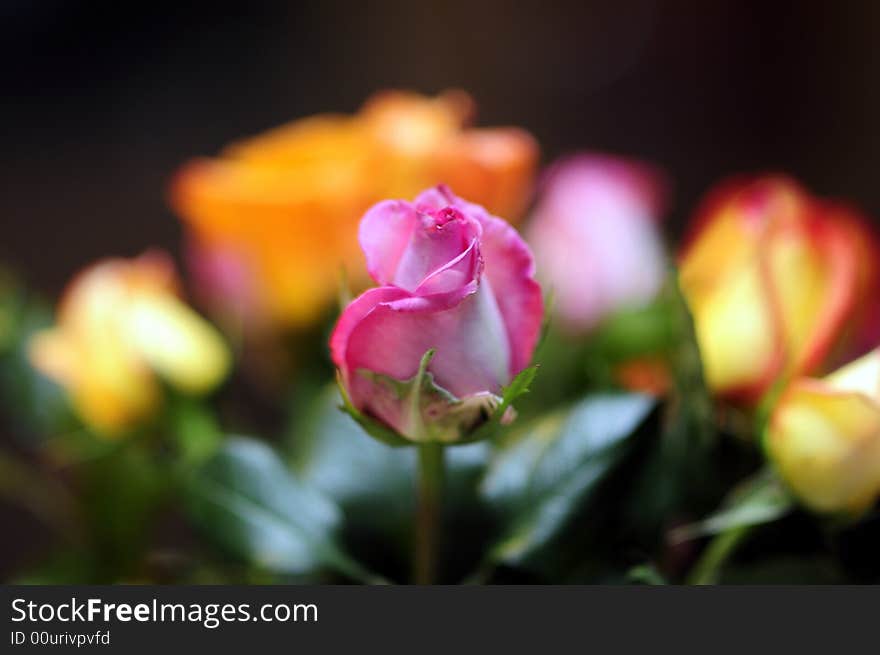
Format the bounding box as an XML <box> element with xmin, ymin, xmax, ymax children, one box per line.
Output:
<box><xmin>766</xmin><ymin>348</ymin><xmax>880</xmax><ymax>514</ymax></box>
<box><xmin>330</xmin><ymin>185</ymin><xmax>543</xmax><ymax>443</ymax></box>
<box><xmin>678</xmin><ymin>176</ymin><xmax>877</xmax><ymax>403</ymax></box>
<box><xmin>526</xmin><ymin>154</ymin><xmax>668</xmax><ymax>334</ymax></box>
<box><xmin>28</xmin><ymin>252</ymin><xmax>230</xmax><ymax>435</ymax></box>
<box><xmin>171</xmin><ymin>90</ymin><xmax>538</xmax><ymax>329</ymax></box>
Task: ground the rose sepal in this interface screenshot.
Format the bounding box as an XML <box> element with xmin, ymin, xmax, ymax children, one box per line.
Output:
<box><xmin>338</xmin><ymin>349</ymin><xmax>538</xmax><ymax>446</ymax></box>
<box><xmin>337</xmin><ymin>371</ymin><xmax>412</xmax><ymax>448</ymax></box>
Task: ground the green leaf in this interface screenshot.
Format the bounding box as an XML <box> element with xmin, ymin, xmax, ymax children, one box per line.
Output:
<box><xmin>294</xmin><ymin>387</ymin><xmax>491</xmax><ymax>510</ymax></box>
<box><xmin>293</xmin><ymin>386</ymin><xmax>416</xmax><ymax>530</ymax></box>
<box><xmin>461</xmin><ymin>365</ymin><xmax>539</xmax><ymax>444</ymax></box>
<box><xmin>481</xmin><ymin>392</ymin><xmax>656</xmax><ymax>565</ymax></box>
<box><xmin>587</xmin><ymin>298</ymin><xmax>679</xmax><ymax>362</ymax></box>
<box><xmin>81</xmin><ymin>439</ymin><xmax>169</xmax><ymax>581</ymax></box>
<box><xmin>290</xmin><ymin>385</ymin><xmax>490</xmax><ymax>579</ymax></box>
<box><xmin>186</xmin><ymin>437</ymin><xmax>382</xmax><ymax>582</ymax></box>
<box><xmin>680</xmin><ymin>470</ymin><xmax>794</xmax><ymax>585</ymax></box>
<box><xmin>625</xmin><ymin>272</ymin><xmax>719</xmax><ymax>531</ymax></box>
<box><xmin>0</xmin><ymin>296</ymin><xmax>75</xmax><ymax>440</ymax></box>
<box><xmin>166</xmin><ymin>394</ymin><xmax>223</xmax><ymax>465</ymax></box>
<box><xmin>670</xmin><ymin>469</ymin><xmax>793</xmax><ymax>543</ymax></box>
<box><xmin>626</xmin><ymin>563</ymin><xmax>668</xmax><ymax>585</ymax></box>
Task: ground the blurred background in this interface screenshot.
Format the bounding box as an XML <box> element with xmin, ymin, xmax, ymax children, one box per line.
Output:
<box><xmin>3</xmin><ymin>0</ymin><xmax>880</xmax><ymax>293</ymax></box>
<box><xmin>2</xmin><ymin>0</ymin><xmax>879</xmax><ymax>581</ymax></box>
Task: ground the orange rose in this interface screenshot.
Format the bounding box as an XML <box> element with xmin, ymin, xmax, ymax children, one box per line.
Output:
<box><xmin>171</xmin><ymin>90</ymin><xmax>538</xmax><ymax>328</ymax></box>
<box><xmin>679</xmin><ymin>176</ymin><xmax>878</xmax><ymax>403</ymax></box>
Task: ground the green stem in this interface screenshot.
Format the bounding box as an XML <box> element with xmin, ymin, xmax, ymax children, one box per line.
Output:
<box><xmin>687</xmin><ymin>525</ymin><xmax>751</xmax><ymax>585</ymax></box>
<box><xmin>414</xmin><ymin>442</ymin><xmax>445</xmax><ymax>584</ymax></box>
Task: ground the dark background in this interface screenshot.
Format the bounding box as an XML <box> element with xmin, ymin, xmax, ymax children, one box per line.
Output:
<box><xmin>2</xmin><ymin>0</ymin><xmax>879</xmax><ymax>294</ymax></box>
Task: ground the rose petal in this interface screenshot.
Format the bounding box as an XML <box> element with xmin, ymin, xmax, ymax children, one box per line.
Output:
<box><xmin>343</xmin><ymin>283</ymin><xmax>510</xmax><ymax>406</ymax></box>
<box><xmin>413</xmin><ymin>236</ymin><xmax>482</xmax><ymax>297</ymax></box>
<box><xmin>414</xmin><ymin>185</ymin><xmax>543</xmax><ymax>375</ymax></box>
<box><xmin>358</xmin><ymin>200</ymin><xmax>419</xmax><ymax>286</ymax></box>
<box><xmin>473</xmin><ymin>212</ymin><xmax>543</xmax><ymax>375</ymax></box>
<box><xmin>329</xmin><ymin>285</ymin><xmax>411</xmax><ymax>387</ymax></box>
<box><xmin>768</xmin><ymin>379</ymin><xmax>880</xmax><ymax>513</ymax></box>
<box><xmin>766</xmin><ymin>209</ymin><xmax>859</xmax><ymax>378</ymax></box>
<box><xmin>392</xmin><ymin>208</ymin><xmax>481</xmax><ymax>292</ymax></box>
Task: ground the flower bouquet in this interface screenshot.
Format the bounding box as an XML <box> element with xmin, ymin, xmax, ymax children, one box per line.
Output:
<box><xmin>3</xmin><ymin>91</ymin><xmax>879</xmax><ymax>585</ymax></box>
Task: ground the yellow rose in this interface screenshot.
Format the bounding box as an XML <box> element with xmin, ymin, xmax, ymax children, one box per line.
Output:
<box><xmin>679</xmin><ymin>176</ymin><xmax>877</xmax><ymax>403</ymax></box>
<box><xmin>28</xmin><ymin>252</ymin><xmax>230</xmax><ymax>435</ymax></box>
<box><xmin>766</xmin><ymin>348</ymin><xmax>880</xmax><ymax>513</ymax></box>
<box><xmin>170</xmin><ymin>89</ymin><xmax>538</xmax><ymax>328</ymax></box>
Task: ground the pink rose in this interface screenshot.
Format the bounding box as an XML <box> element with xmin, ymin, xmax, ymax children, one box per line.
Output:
<box><xmin>527</xmin><ymin>154</ymin><xmax>668</xmax><ymax>333</ymax></box>
<box><xmin>331</xmin><ymin>185</ymin><xmax>543</xmax><ymax>443</ymax></box>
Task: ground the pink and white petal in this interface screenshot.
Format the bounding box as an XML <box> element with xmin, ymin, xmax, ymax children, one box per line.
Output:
<box><xmin>471</xmin><ymin>211</ymin><xmax>543</xmax><ymax>374</ymax></box>
<box><xmin>358</xmin><ymin>200</ymin><xmax>419</xmax><ymax>285</ymax></box>
<box><xmin>529</xmin><ymin>164</ymin><xmax>667</xmax><ymax>331</ymax></box>
<box><xmin>414</xmin><ymin>238</ymin><xmax>482</xmax><ymax>296</ymax></box>
<box><xmin>393</xmin><ymin>209</ymin><xmax>481</xmax><ymax>292</ymax></box>
<box><xmin>412</xmin><ymin>185</ymin><xmax>542</xmax><ymax>374</ymax></box>
<box><xmin>540</xmin><ymin>155</ymin><xmax>667</xmax><ymax>222</ymax></box>
<box><xmin>329</xmin><ymin>285</ymin><xmax>411</xmax><ymax>380</ymax></box>
<box><xmin>344</xmin><ymin>284</ymin><xmax>510</xmax><ymax>404</ymax></box>
<box><xmin>413</xmin><ymin>185</ymin><xmax>458</xmax><ymax>212</ymax></box>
